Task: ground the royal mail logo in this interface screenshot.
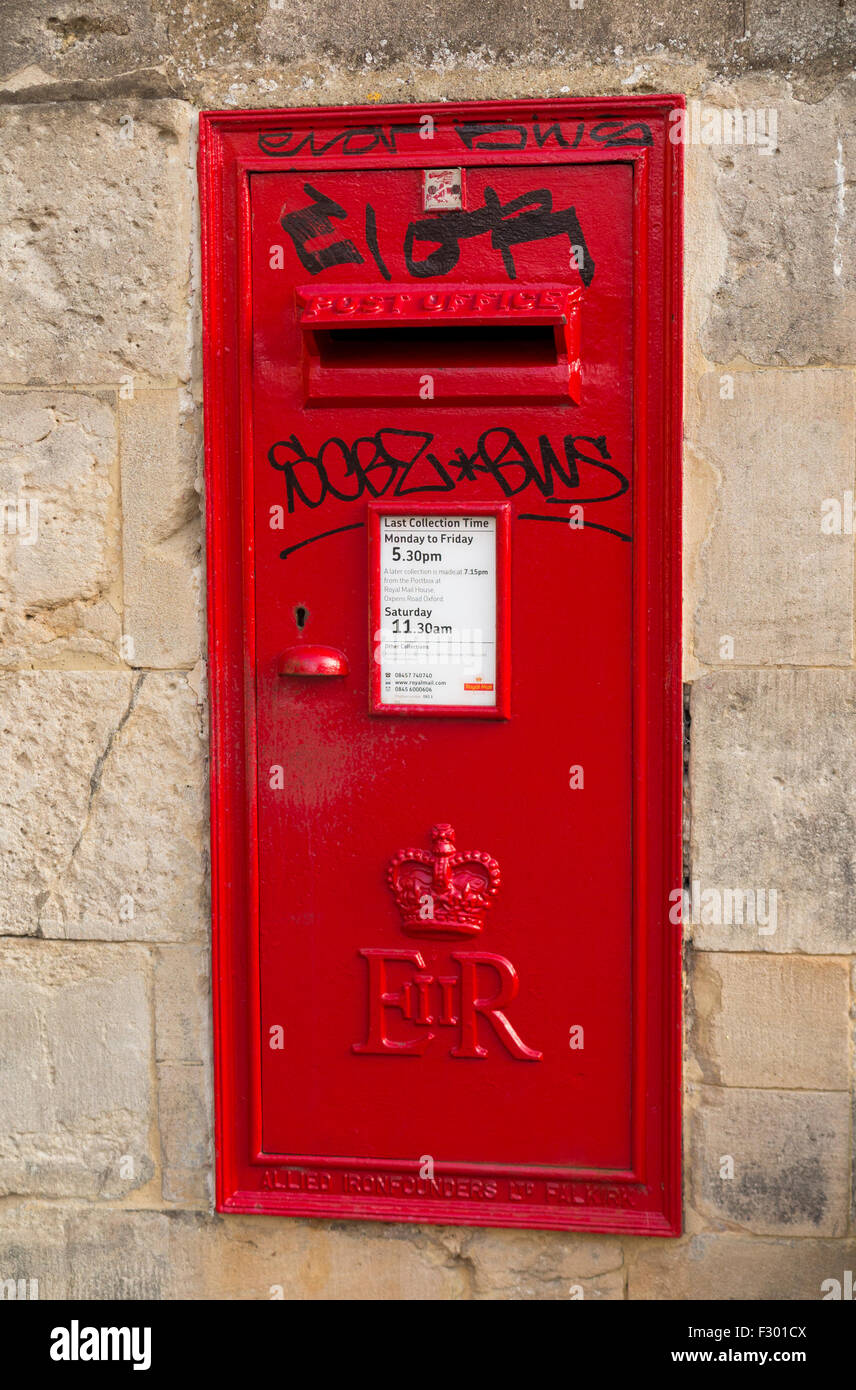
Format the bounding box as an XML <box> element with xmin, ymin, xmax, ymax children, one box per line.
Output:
<box><xmin>353</xmin><ymin>824</ymin><xmax>542</xmax><ymax>1061</ymax></box>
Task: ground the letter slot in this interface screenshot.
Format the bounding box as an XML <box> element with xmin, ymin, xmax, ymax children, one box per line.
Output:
<box><xmin>298</xmin><ymin>284</ymin><xmax>581</xmax><ymax>405</ymax></box>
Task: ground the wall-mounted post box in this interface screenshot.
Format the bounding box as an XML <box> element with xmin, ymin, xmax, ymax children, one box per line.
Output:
<box><xmin>199</xmin><ymin>96</ymin><xmax>683</xmax><ymax>1235</ymax></box>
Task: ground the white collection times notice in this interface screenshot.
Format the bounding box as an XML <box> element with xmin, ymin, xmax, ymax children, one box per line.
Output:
<box><xmin>378</xmin><ymin>514</ymin><xmax>497</xmax><ymax>707</ymax></box>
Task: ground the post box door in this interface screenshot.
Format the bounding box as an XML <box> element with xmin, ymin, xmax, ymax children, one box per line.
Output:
<box><xmin>200</xmin><ymin>99</ymin><xmax>683</xmax><ymax>1234</ymax></box>
<box><xmin>253</xmin><ymin>159</ymin><xmax>633</xmax><ymax>1171</ymax></box>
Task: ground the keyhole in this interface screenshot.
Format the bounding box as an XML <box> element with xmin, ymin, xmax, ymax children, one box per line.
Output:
<box><xmin>294</xmin><ymin>604</ymin><xmax>308</xmax><ymax>630</ymax></box>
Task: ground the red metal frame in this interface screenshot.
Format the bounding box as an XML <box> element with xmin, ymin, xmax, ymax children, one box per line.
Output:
<box><xmin>367</xmin><ymin>501</ymin><xmax>511</xmax><ymax>719</ymax></box>
<box><xmin>199</xmin><ymin>95</ymin><xmax>684</xmax><ymax>1235</ymax></box>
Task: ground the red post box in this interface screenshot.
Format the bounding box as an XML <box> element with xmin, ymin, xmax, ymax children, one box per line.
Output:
<box><xmin>199</xmin><ymin>96</ymin><xmax>683</xmax><ymax>1235</ymax></box>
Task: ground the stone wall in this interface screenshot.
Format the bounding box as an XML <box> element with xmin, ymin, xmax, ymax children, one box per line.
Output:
<box><xmin>0</xmin><ymin>3</ymin><xmax>854</xmax><ymax>1299</ymax></box>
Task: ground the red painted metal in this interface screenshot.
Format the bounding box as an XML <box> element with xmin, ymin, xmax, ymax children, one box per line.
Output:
<box><xmin>199</xmin><ymin>96</ymin><xmax>683</xmax><ymax>1235</ymax></box>
<box><xmin>298</xmin><ymin>284</ymin><xmax>582</xmax><ymax>404</ymax></box>
<box><xmin>278</xmin><ymin>644</ymin><xmax>350</xmax><ymax>677</ymax></box>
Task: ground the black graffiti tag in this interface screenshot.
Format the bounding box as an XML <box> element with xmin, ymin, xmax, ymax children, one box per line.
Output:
<box><xmin>269</xmin><ymin>425</ymin><xmax>626</xmax><ymax>513</ymax></box>
<box><xmin>403</xmin><ymin>186</ymin><xmax>595</xmax><ymax>284</ymax></box>
<box><xmin>280</xmin><ymin>183</ymin><xmax>595</xmax><ymax>286</ymax></box>
<box><xmin>270</xmin><ymin>426</ymin><xmax>631</xmax><ymax>554</ymax></box>
<box><xmin>258</xmin><ymin>118</ymin><xmax>653</xmax><ymax>157</ymax></box>
<box><xmin>452</xmin><ymin>118</ymin><xmax>652</xmax><ymax>150</ymax></box>
<box><xmin>259</xmin><ymin>123</ymin><xmax>421</xmax><ymax>157</ymax></box>
<box><xmin>279</xmin><ymin>185</ymin><xmax>365</xmax><ymax>275</ymax></box>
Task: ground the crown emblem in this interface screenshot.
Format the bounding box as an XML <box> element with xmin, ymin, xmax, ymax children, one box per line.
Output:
<box><xmin>386</xmin><ymin>823</ymin><xmax>501</xmax><ymax>939</ymax></box>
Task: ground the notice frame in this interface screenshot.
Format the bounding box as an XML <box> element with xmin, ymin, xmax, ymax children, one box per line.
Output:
<box><xmin>368</xmin><ymin>501</ymin><xmax>511</xmax><ymax>719</ymax></box>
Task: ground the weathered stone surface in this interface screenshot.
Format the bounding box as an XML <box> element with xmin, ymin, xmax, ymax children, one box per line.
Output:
<box><xmin>119</xmin><ymin>390</ymin><xmax>202</xmax><ymax>668</ymax></box>
<box><xmin>852</xmin><ymin>1086</ymin><xmax>856</xmax><ymax>1231</ymax></box>
<box><xmin>689</xmin><ymin>1086</ymin><xmax>850</xmax><ymax>1236</ymax></box>
<box><xmin>0</xmin><ymin>101</ymin><xmax>191</xmax><ymax>384</ymax></box>
<box><xmin>0</xmin><ymin>671</ymin><xmax>206</xmax><ymax>940</ymax></box>
<box><xmin>1</xmin><ymin>6</ymin><xmax>852</xmax><ymax>109</ymax></box>
<box><xmin>0</xmin><ymin>3</ymin><xmax>745</xmax><ymax>91</ymax></box>
<box><xmin>850</xmin><ymin>962</ymin><xmax>856</xmax><ymax>1229</ymax></box>
<box><xmin>627</xmin><ymin>1233</ymin><xmax>856</xmax><ymax>1300</ymax></box>
<box><xmin>0</xmin><ymin>941</ymin><xmax>154</xmax><ymax>1198</ymax></box>
<box><xmin>157</xmin><ymin>1063</ymin><xmax>212</xmax><ymax>1206</ymax></box>
<box><xmin>0</xmin><ymin>1208</ymin><xmax>624</xmax><ymax>1299</ymax></box>
<box><xmin>700</xmin><ymin>81</ymin><xmax>856</xmax><ymax>365</ymax></box>
<box><xmin>0</xmin><ymin>4</ymin><xmax>165</xmax><ymax>85</ymax></box>
<box><xmin>746</xmin><ymin>1</ymin><xmax>856</xmax><ymax>74</ymax></box>
<box><xmin>153</xmin><ymin>944</ymin><xmax>210</xmax><ymax>1064</ymax></box>
<box><xmin>689</xmin><ymin>671</ymin><xmax>856</xmax><ymax>953</ymax></box>
<box><xmin>0</xmin><ymin>672</ymin><xmax>131</xmax><ymax>934</ymax></box>
<box><xmin>457</xmin><ymin>1228</ymin><xmax>624</xmax><ymax>1300</ymax></box>
<box><xmin>195</xmin><ymin>1216</ymin><xmax>470</xmax><ymax>1299</ymax></box>
<box><xmin>682</xmin><ymin>140</ymin><xmax>729</xmax><ymax>681</ymax></box>
<box><xmin>689</xmin><ymin>953</ymin><xmax>851</xmax><ymax>1089</ymax></box>
<box><xmin>691</xmin><ymin>370</ymin><xmax>854</xmax><ymax>666</ymax></box>
<box><xmin>66</xmin><ymin>1208</ymin><xmax>198</xmax><ymax>1299</ymax></box>
<box><xmin>0</xmin><ymin>1202</ymin><xmax>68</xmax><ymax>1299</ymax></box>
<box><xmin>258</xmin><ymin>1</ymin><xmax>744</xmax><ymax>67</ymax></box>
<box><xmin>0</xmin><ymin>389</ymin><xmax>121</xmax><ymax>665</ymax></box>
<box><xmin>150</xmin><ymin>1</ymin><xmax>262</xmax><ymax>89</ymax></box>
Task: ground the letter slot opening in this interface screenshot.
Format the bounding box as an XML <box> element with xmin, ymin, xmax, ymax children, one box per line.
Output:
<box><xmin>297</xmin><ymin>284</ymin><xmax>581</xmax><ymax>406</ymax></box>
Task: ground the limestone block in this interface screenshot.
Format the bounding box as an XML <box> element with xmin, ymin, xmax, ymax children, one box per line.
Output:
<box><xmin>0</xmin><ymin>671</ymin><xmax>206</xmax><ymax>941</ymax></box>
<box><xmin>457</xmin><ymin>1227</ymin><xmax>624</xmax><ymax>1300</ymax></box>
<box><xmin>0</xmin><ymin>100</ymin><xmax>192</xmax><ymax>384</ymax></box>
<box><xmin>153</xmin><ymin>944</ymin><xmax>210</xmax><ymax>1064</ymax></box>
<box><xmin>691</xmin><ymin>370</ymin><xmax>855</xmax><ymax>666</ymax></box>
<box><xmin>0</xmin><ymin>672</ymin><xmax>131</xmax><ymax>934</ymax></box>
<box><xmin>700</xmin><ymin>81</ymin><xmax>856</xmax><ymax>365</ymax></box>
<box><xmin>0</xmin><ymin>4</ymin><xmax>165</xmax><ymax>85</ymax></box>
<box><xmin>852</xmin><ymin>1089</ymin><xmax>856</xmax><ymax>1230</ymax></box>
<box><xmin>0</xmin><ymin>1202</ymin><xmax>68</xmax><ymax>1300</ymax></box>
<box><xmin>0</xmin><ymin>1</ymin><xmax>750</xmax><ymax>98</ymax></box>
<box><xmin>158</xmin><ymin>1062</ymin><xmax>212</xmax><ymax>1206</ymax></box>
<box><xmin>194</xmin><ymin>1216</ymin><xmax>471</xmax><ymax>1300</ymax></box>
<box><xmin>682</xmin><ymin>140</ymin><xmax>729</xmax><ymax>682</ymax></box>
<box><xmin>194</xmin><ymin>1220</ymin><xmax>624</xmax><ymax>1300</ymax></box>
<box><xmin>66</xmin><ymin>1209</ymin><xmax>197</xmax><ymax>1300</ymax></box>
<box><xmin>0</xmin><ymin>941</ymin><xmax>154</xmax><ymax>1198</ymax></box>
<box><xmin>119</xmin><ymin>390</ymin><xmax>202</xmax><ymax>668</ymax></box>
<box><xmin>259</xmin><ymin>1</ymin><xmax>743</xmax><ymax>67</ymax></box>
<box><xmin>689</xmin><ymin>671</ymin><xmax>856</xmax><ymax>953</ymax></box>
<box><xmin>746</xmin><ymin>2</ymin><xmax>856</xmax><ymax>78</ymax></box>
<box><xmin>689</xmin><ymin>953</ymin><xmax>851</xmax><ymax>1089</ymax></box>
<box><xmin>0</xmin><ymin>389</ymin><xmax>121</xmax><ymax>665</ymax></box>
<box><xmin>689</xmin><ymin>1086</ymin><xmax>850</xmax><ymax>1237</ymax></box>
<box><xmin>627</xmin><ymin>1233</ymin><xmax>856</xmax><ymax>1300</ymax></box>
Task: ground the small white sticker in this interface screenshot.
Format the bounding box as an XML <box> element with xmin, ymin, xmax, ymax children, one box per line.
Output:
<box><xmin>378</xmin><ymin>514</ymin><xmax>496</xmax><ymax>708</ymax></box>
<box><xmin>423</xmin><ymin>168</ymin><xmax>463</xmax><ymax>211</ymax></box>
